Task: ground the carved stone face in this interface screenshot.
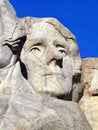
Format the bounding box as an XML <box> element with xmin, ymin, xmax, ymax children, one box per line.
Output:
<box><xmin>21</xmin><ymin>22</ymin><xmax>73</xmax><ymax>97</ymax></box>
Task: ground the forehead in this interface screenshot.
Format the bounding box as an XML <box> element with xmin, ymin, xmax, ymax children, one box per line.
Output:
<box><xmin>30</xmin><ymin>22</ymin><xmax>62</xmax><ymax>37</ymax></box>
<box><xmin>24</xmin><ymin>22</ymin><xmax>68</xmax><ymax>49</ymax></box>
<box><xmin>28</xmin><ymin>22</ymin><xmax>66</xmax><ymax>41</ymax></box>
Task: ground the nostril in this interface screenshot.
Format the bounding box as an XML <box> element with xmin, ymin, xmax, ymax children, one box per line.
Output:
<box><xmin>92</xmin><ymin>93</ymin><xmax>98</xmax><ymax>96</ymax></box>
<box><xmin>56</xmin><ymin>59</ymin><xmax>63</xmax><ymax>68</ymax></box>
<box><xmin>92</xmin><ymin>89</ymin><xmax>98</xmax><ymax>96</ymax></box>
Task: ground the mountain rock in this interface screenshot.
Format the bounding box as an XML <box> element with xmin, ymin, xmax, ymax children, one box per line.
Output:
<box><xmin>79</xmin><ymin>58</ymin><xmax>98</xmax><ymax>130</ymax></box>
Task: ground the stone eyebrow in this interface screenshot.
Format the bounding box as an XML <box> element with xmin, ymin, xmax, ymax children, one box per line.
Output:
<box><xmin>32</xmin><ymin>42</ymin><xmax>43</xmax><ymax>46</ymax></box>
<box><xmin>53</xmin><ymin>40</ymin><xmax>67</xmax><ymax>48</ymax></box>
<box><xmin>26</xmin><ymin>38</ymin><xmax>45</xmax><ymax>50</ymax></box>
<box><xmin>27</xmin><ymin>42</ymin><xmax>43</xmax><ymax>51</ymax></box>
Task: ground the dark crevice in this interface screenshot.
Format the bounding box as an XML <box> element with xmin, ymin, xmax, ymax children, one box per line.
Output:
<box><xmin>92</xmin><ymin>93</ymin><xmax>98</xmax><ymax>96</ymax></box>
<box><xmin>72</xmin><ymin>73</ymin><xmax>81</xmax><ymax>84</ymax></box>
<box><xmin>20</xmin><ymin>60</ymin><xmax>28</xmax><ymax>79</ymax></box>
<box><xmin>4</xmin><ymin>36</ymin><xmax>26</xmax><ymax>56</ymax></box>
<box><xmin>57</xmin><ymin>90</ymin><xmax>72</xmax><ymax>101</ymax></box>
<box><xmin>56</xmin><ymin>59</ymin><xmax>63</xmax><ymax>68</ymax></box>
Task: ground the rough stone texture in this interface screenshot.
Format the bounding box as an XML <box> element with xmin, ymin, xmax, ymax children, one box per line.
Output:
<box><xmin>20</xmin><ymin>17</ymin><xmax>82</xmax><ymax>99</ymax></box>
<box><xmin>0</xmin><ymin>0</ymin><xmax>26</xmax><ymax>68</ymax></box>
<box><xmin>20</xmin><ymin>17</ymin><xmax>81</xmax><ymax>76</ymax></box>
<box><xmin>79</xmin><ymin>58</ymin><xmax>98</xmax><ymax>130</ymax></box>
<box><xmin>0</xmin><ymin>0</ymin><xmax>92</xmax><ymax>130</ymax></box>
<box><xmin>0</xmin><ymin>62</ymin><xmax>92</xmax><ymax>130</ymax></box>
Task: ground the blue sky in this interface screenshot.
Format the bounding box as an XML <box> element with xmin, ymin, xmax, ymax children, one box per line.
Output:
<box><xmin>9</xmin><ymin>0</ymin><xmax>98</xmax><ymax>58</ymax></box>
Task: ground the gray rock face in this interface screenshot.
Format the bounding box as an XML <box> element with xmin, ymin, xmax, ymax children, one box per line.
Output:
<box><xmin>20</xmin><ymin>17</ymin><xmax>81</xmax><ymax>98</ymax></box>
<box><xmin>0</xmin><ymin>0</ymin><xmax>92</xmax><ymax>130</ymax></box>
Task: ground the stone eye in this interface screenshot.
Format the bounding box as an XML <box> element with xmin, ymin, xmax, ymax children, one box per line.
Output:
<box><xmin>59</xmin><ymin>49</ymin><xmax>66</xmax><ymax>54</ymax></box>
<box><xmin>56</xmin><ymin>45</ymin><xmax>67</xmax><ymax>56</ymax></box>
<box><xmin>30</xmin><ymin>47</ymin><xmax>41</xmax><ymax>52</ymax></box>
<box><xmin>30</xmin><ymin>42</ymin><xmax>43</xmax><ymax>52</ymax></box>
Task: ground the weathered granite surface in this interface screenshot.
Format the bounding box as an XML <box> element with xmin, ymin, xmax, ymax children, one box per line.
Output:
<box><xmin>79</xmin><ymin>58</ymin><xmax>98</xmax><ymax>130</ymax></box>
<box><xmin>20</xmin><ymin>16</ymin><xmax>82</xmax><ymax>99</ymax></box>
<box><xmin>0</xmin><ymin>0</ymin><xmax>93</xmax><ymax>130</ymax></box>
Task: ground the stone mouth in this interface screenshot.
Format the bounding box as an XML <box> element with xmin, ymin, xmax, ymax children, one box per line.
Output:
<box><xmin>42</xmin><ymin>73</ymin><xmax>66</xmax><ymax>78</ymax></box>
<box><xmin>43</xmin><ymin>73</ymin><xmax>59</xmax><ymax>75</ymax></box>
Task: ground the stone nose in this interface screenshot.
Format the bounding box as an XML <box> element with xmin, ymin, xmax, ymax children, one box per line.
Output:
<box><xmin>45</xmin><ymin>46</ymin><xmax>63</xmax><ymax>68</ymax></box>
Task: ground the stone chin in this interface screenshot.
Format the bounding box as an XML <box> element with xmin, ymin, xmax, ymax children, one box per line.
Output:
<box><xmin>29</xmin><ymin>74</ymin><xmax>72</xmax><ymax>97</ymax></box>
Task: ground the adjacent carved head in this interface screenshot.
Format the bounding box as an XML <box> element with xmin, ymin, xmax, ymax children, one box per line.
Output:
<box><xmin>0</xmin><ymin>0</ymin><xmax>26</xmax><ymax>68</ymax></box>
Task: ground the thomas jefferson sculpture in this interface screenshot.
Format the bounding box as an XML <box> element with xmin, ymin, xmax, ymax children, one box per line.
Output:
<box><xmin>0</xmin><ymin>0</ymin><xmax>92</xmax><ymax>130</ymax></box>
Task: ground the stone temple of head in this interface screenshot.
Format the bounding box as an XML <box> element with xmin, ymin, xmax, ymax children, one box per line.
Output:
<box><xmin>0</xmin><ymin>0</ymin><xmax>97</xmax><ymax>130</ymax></box>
